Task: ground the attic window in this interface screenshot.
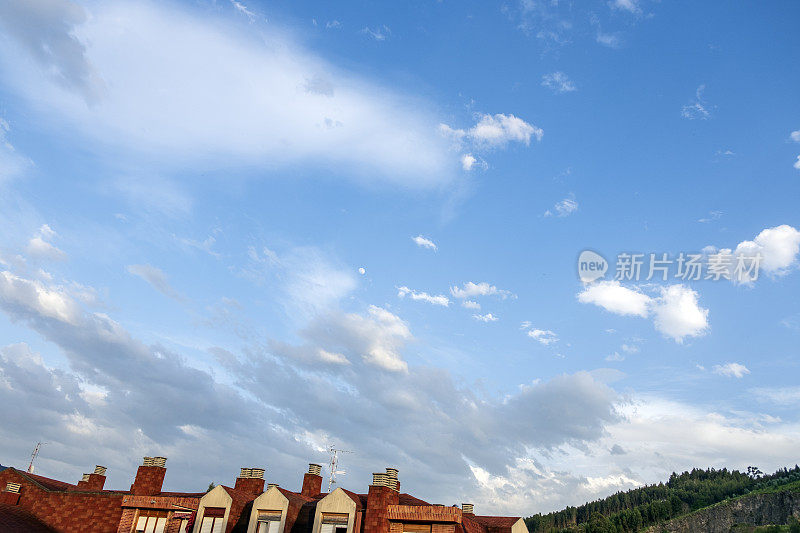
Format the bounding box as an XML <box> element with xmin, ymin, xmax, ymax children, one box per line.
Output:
<box><xmin>257</xmin><ymin>510</ymin><xmax>282</xmax><ymax>533</ymax></box>
<box><xmin>321</xmin><ymin>512</ymin><xmax>349</xmax><ymax>533</ymax></box>
<box><xmin>199</xmin><ymin>507</ymin><xmax>226</xmax><ymax>533</ymax></box>
<box><xmin>134</xmin><ymin>510</ymin><xmax>167</xmax><ymax>533</ymax></box>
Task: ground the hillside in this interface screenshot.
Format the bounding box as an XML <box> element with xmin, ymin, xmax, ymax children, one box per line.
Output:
<box><xmin>525</xmin><ymin>466</ymin><xmax>800</xmax><ymax>533</ymax></box>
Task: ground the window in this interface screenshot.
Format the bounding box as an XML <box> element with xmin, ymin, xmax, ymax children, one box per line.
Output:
<box><xmin>199</xmin><ymin>507</ymin><xmax>226</xmax><ymax>533</ymax></box>
<box><xmin>134</xmin><ymin>510</ymin><xmax>168</xmax><ymax>533</ymax></box>
<box><xmin>257</xmin><ymin>510</ymin><xmax>282</xmax><ymax>533</ymax></box>
<box><xmin>321</xmin><ymin>512</ymin><xmax>349</xmax><ymax>533</ymax></box>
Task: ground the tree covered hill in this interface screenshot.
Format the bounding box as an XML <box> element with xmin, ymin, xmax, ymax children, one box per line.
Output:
<box><xmin>525</xmin><ymin>465</ymin><xmax>800</xmax><ymax>533</ymax></box>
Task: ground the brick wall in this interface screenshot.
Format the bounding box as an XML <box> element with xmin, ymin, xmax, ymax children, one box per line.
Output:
<box><xmin>234</xmin><ymin>477</ymin><xmax>265</xmax><ymax>498</ymax></box>
<box><xmin>0</xmin><ymin>469</ymin><xmax>124</xmax><ymax>533</ymax></box>
<box><xmin>301</xmin><ymin>474</ymin><xmax>322</xmax><ymax>498</ymax></box>
<box><xmin>130</xmin><ymin>466</ymin><xmax>166</xmax><ymax>496</ymax></box>
<box><xmin>364</xmin><ymin>485</ymin><xmax>400</xmax><ymax>533</ymax></box>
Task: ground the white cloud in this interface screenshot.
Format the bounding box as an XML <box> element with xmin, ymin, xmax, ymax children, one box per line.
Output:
<box><xmin>473</xmin><ymin>313</ymin><xmax>499</xmax><ymax>322</ymax></box>
<box><xmin>0</xmin><ymin>1</ymin><xmax>457</xmax><ymax>187</ymax></box>
<box><xmin>229</xmin><ymin>0</ymin><xmax>255</xmax><ymax>22</ymax></box>
<box><xmin>610</xmin><ymin>0</ymin><xmax>641</xmax><ymax>13</ymax></box>
<box><xmin>596</xmin><ymin>31</ymin><xmax>622</xmax><ymax>48</ymax></box>
<box><xmin>26</xmin><ymin>224</ymin><xmax>66</xmax><ymax>261</ymax></box>
<box><xmin>789</xmin><ymin>130</ymin><xmax>800</xmax><ymax>143</ymax></box>
<box><xmin>325</xmin><ymin>20</ymin><xmax>341</xmax><ymax>29</ymax></box>
<box><xmin>0</xmin><ymin>270</ymin><xmax>81</xmax><ymax>325</ymax></box>
<box><xmin>577</xmin><ymin>281</ymin><xmax>650</xmax><ymax>317</ymax></box>
<box><xmin>605</xmin><ymin>351</ymin><xmax>624</xmax><ymax>362</ymax></box>
<box><xmin>541</xmin><ymin>71</ymin><xmax>576</xmax><ymax>93</ymax></box>
<box><xmin>396</xmin><ymin>286</ymin><xmax>450</xmax><ymax>307</ymax></box>
<box><xmin>412</xmin><ymin>235</ymin><xmax>438</xmax><ymax>251</ymax></box>
<box><xmin>794</xmin><ymin>155</ymin><xmax>800</xmax><ymax>170</ymax></box>
<box><xmin>544</xmin><ymin>195</ymin><xmax>578</xmax><ymax>217</ymax></box>
<box><xmin>682</xmin><ymin>84</ymin><xmax>711</xmax><ymax>120</ymax></box>
<box><xmin>621</xmin><ymin>343</ymin><xmax>639</xmax><ymax>354</ymax></box>
<box><xmin>650</xmin><ymin>285</ymin><xmax>709</xmax><ymax>343</ymax></box>
<box><xmin>712</xmin><ymin>362</ymin><xmax>750</xmax><ymax>378</ymax></box>
<box><xmin>440</xmin><ymin>113</ymin><xmax>543</xmax><ymax>150</ymax></box>
<box><xmin>733</xmin><ymin>224</ymin><xmax>800</xmax><ymax>276</ymax></box>
<box><xmin>451</xmin><ymin>281</ymin><xmax>513</xmax><ymax>299</ymax></box>
<box><xmin>358</xmin><ymin>267</ymin><xmax>366</xmax><ymax>275</ymax></box>
<box><xmin>361</xmin><ymin>25</ymin><xmax>391</xmax><ymax>41</ymax></box>
<box><xmin>751</xmin><ymin>386</ymin><xmax>800</xmax><ymax>405</ymax></box>
<box><xmin>578</xmin><ymin>282</ymin><xmax>709</xmax><ymax>343</ymax></box>
<box><xmin>462</xmin><ymin>300</ymin><xmax>481</xmax><ymax>310</ymax></box>
<box><xmin>461</xmin><ymin>153</ymin><xmax>488</xmax><ymax>171</ymax></box>
<box><xmin>127</xmin><ymin>264</ymin><xmax>184</xmax><ymax>301</ymax></box>
<box><xmin>527</xmin><ymin>328</ymin><xmax>559</xmax><ymax>345</ymax></box>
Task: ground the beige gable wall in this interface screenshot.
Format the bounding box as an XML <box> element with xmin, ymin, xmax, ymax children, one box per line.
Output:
<box><xmin>511</xmin><ymin>518</ymin><xmax>527</xmax><ymax>533</ymax></box>
<box><xmin>246</xmin><ymin>486</ymin><xmax>290</xmax><ymax>533</ymax></box>
<box><xmin>312</xmin><ymin>488</ymin><xmax>357</xmax><ymax>533</ymax></box>
<box><xmin>193</xmin><ymin>485</ymin><xmax>233</xmax><ymax>533</ymax></box>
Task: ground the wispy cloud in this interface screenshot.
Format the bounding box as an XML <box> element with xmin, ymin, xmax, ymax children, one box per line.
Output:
<box><xmin>544</xmin><ymin>195</ymin><xmax>578</xmax><ymax>217</ymax></box>
<box><xmin>127</xmin><ymin>264</ymin><xmax>185</xmax><ymax>301</ymax></box>
<box><xmin>682</xmin><ymin>84</ymin><xmax>711</xmax><ymax>120</ymax></box>
<box><xmin>473</xmin><ymin>313</ymin><xmax>499</xmax><ymax>322</ymax></box>
<box><xmin>396</xmin><ymin>286</ymin><xmax>450</xmax><ymax>307</ymax></box>
<box><xmin>451</xmin><ymin>281</ymin><xmax>513</xmax><ymax>300</ymax></box>
<box><xmin>362</xmin><ymin>25</ymin><xmax>391</xmax><ymax>41</ymax></box>
<box><xmin>542</xmin><ymin>71</ymin><xmax>576</xmax><ymax>93</ymax></box>
<box><xmin>712</xmin><ymin>362</ymin><xmax>750</xmax><ymax>378</ymax></box>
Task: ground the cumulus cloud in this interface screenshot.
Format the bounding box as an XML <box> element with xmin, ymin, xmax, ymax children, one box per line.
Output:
<box><xmin>541</xmin><ymin>71</ymin><xmax>576</xmax><ymax>93</ymax></box>
<box><xmin>462</xmin><ymin>300</ymin><xmax>480</xmax><ymax>310</ymax></box>
<box><xmin>451</xmin><ymin>281</ymin><xmax>513</xmax><ymax>300</ymax></box>
<box><xmin>528</xmin><ymin>328</ymin><xmax>559</xmax><ymax>345</ymax></box>
<box><xmin>397</xmin><ymin>286</ymin><xmax>450</xmax><ymax>307</ymax></box>
<box><xmin>461</xmin><ymin>153</ymin><xmax>488</xmax><ymax>171</ymax></box>
<box><xmin>0</xmin><ymin>1</ymin><xmax>456</xmax><ymax>187</ymax></box>
<box><xmin>577</xmin><ymin>281</ymin><xmax>650</xmax><ymax>317</ymax></box>
<box><xmin>473</xmin><ymin>313</ymin><xmax>499</xmax><ymax>322</ymax></box>
<box><xmin>790</xmin><ymin>130</ymin><xmax>800</xmax><ymax>143</ymax></box>
<box><xmin>610</xmin><ymin>0</ymin><xmax>641</xmax><ymax>14</ymax></box>
<box><xmin>440</xmin><ymin>113</ymin><xmax>543</xmax><ymax>151</ymax></box>
<box><xmin>127</xmin><ymin>264</ymin><xmax>184</xmax><ymax>302</ymax></box>
<box><xmin>650</xmin><ymin>285</ymin><xmax>709</xmax><ymax>343</ymax></box>
<box><xmin>26</xmin><ymin>224</ymin><xmax>66</xmax><ymax>261</ymax></box>
<box><xmin>578</xmin><ymin>282</ymin><xmax>709</xmax><ymax>343</ymax></box>
<box><xmin>412</xmin><ymin>235</ymin><xmax>438</xmax><ymax>251</ymax></box>
<box><xmin>732</xmin><ymin>224</ymin><xmax>800</xmax><ymax>276</ymax></box>
<box><xmin>713</xmin><ymin>362</ymin><xmax>750</xmax><ymax>378</ymax></box>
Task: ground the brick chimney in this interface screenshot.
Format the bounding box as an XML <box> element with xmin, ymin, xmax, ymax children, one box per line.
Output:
<box><xmin>301</xmin><ymin>463</ymin><xmax>322</xmax><ymax>497</ymax></box>
<box><xmin>234</xmin><ymin>467</ymin><xmax>265</xmax><ymax>497</ymax></box>
<box><xmin>364</xmin><ymin>470</ymin><xmax>400</xmax><ymax>533</ymax></box>
<box><xmin>77</xmin><ymin>466</ymin><xmax>107</xmax><ymax>491</ymax></box>
<box><xmin>131</xmin><ymin>456</ymin><xmax>167</xmax><ymax>496</ymax></box>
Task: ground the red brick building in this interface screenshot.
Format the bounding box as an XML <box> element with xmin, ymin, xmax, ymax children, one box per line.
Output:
<box><xmin>0</xmin><ymin>457</ymin><xmax>527</xmax><ymax>533</ymax></box>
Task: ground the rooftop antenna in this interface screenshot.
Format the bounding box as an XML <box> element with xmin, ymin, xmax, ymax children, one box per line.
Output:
<box><xmin>327</xmin><ymin>445</ymin><xmax>353</xmax><ymax>492</ymax></box>
<box><xmin>27</xmin><ymin>442</ymin><xmax>46</xmax><ymax>474</ymax></box>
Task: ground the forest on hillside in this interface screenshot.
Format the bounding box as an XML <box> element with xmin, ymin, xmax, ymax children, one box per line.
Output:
<box><xmin>525</xmin><ymin>465</ymin><xmax>800</xmax><ymax>533</ymax></box>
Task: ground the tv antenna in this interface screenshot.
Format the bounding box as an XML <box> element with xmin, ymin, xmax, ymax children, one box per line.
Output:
<box><xmin>28</xmin><ymin>442</ymin><xmax>46</xmax><ymax>473</ymax></box>
<box><xmin>327</xmin><ymin>445</ymin><xmax>353</xmax><ymax>492</ymax></box>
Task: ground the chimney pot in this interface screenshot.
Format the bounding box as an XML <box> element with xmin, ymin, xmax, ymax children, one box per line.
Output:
<box><xmin>462</xmin><ymin>504</ymin><xmax>474</xmax><ymax>514</ymax></box>
<box><xmin>267</xmin><ymin>483</ymin><xmax>279</xmax><ymax>490</ymax></box>
<box><xmin>308</xmin><ymin>463</ymin><xmax>322</xmax><ymax>476</ymax></box>
<box><xmin>94</xmin><ymin>465</ymin><xmax>107</xmax><ymax>476</ymax></box>
<box><xmin>251</xmin><ymin>468</ymin><xmax>265</xmax><ymax>480</ymax></box>
<box><xmin>240</xmin><ymin>468</ymin><xmax>252</xmax><ymax>479</ymax></box>
<box><xmin>152</xmin><ymin>456</ymin><xmax>167</xmax><ymax>468</ymax></box>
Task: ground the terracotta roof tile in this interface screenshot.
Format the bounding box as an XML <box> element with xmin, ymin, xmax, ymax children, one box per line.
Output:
<box><xmin>0</xmin><ymin>503</ymin><xmax>58</xmax><ymax>532</ymax></box>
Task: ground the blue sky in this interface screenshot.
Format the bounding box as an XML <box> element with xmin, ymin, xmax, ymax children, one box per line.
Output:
<box><xmin>0</xmin><ymin>0</ymin><xmax>799</xmax><ymax>516</ymax></box>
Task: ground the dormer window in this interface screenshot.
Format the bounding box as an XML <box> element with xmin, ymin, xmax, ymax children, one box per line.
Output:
<box><xmin>321</xmin><ymin>512</ymin><xmax>349</xmax><ymax>533</ymax></box>
<box><xmin>199</xmin><ymin>507</ymin><xmax>226</xmax><ymax>533</ymax></box>
<box><xmin>256</xmin><ymin>510</ymin><xmax>282</xmax><ymax>533</ymax></box>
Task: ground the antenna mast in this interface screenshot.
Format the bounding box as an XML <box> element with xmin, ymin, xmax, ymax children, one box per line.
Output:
<box><xmin>327</xmin><ymin>445</ymin><xmax>353</xmax><ymax>492</ymax></box>
<box><xmin>27</xmin><ymin>442</ymin><xmax>45</xmax><ymax>473</ymax></box>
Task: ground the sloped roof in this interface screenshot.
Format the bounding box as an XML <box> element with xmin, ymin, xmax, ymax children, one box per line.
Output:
<box><xmin>471</xmin><ymin>516</ymin><xmax>521</xmax><ymax>528</ymax></box>
<box><xmin>0</xmin><ymin>503</ymin><xmax>58</xmax><ymax>532</ymax></box>
<box><xmin>398</xmin><ymin>493</ymin><xmax>430</xmax><ymax>506</ymax></box>
<box><xmin>14</xmin><ymin>470</ymin><xmax>76</xmax><ymax>492</ymax></box>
